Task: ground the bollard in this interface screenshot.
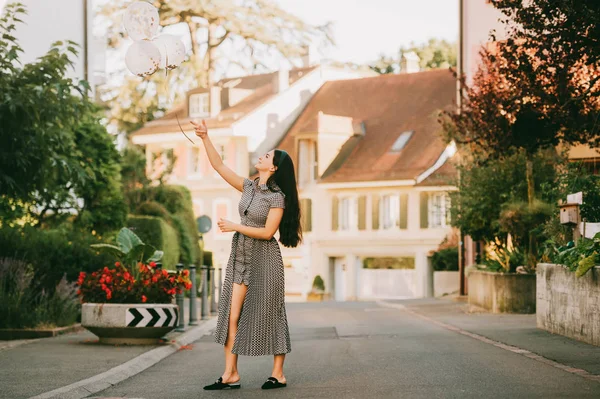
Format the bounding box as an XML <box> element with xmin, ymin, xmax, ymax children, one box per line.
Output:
<box><xmin>210</xmin><ymin>267</ymin><xmax>217</xmax><ymax>314</ymax></box>
<box><xmin>188</xmin><ymin>265</ymin><xmax>198</xmax><ymax>326</ymax></box>
<box><xmin>175</xmin><ymin>263</ymin><xmax>185</xmax><ymax>332</ymax></box>
<box><xmin>201</xmin><ymin>266</ymin><xmax>209</xmax><ymax>320</ymax></box>
<box><xmin>217</xmin><ymin>267</ymin><xmax>223</xmax><ymax>306</ymax></box>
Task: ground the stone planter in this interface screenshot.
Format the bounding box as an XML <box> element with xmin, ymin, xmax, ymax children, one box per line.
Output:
<box><xmin>434</xmin><ymin>271</ymin><xmax>460</xmax><ymax>297</ymax></box>
<box><xmin>306</xmin><ymin>291</ymin><xmax>330</xmax><ymax>302</ymax></box>
<box><xmin>82</xmin><ymin>303</ymin><xmax>179</xmax><ymax>345</ymax></box>
<box><xmin>537</xmin><ymin>263</ymin><xmax>600</xmax><ymax>347</ymax></box>
<box><xmin>467</xmin><ymin>270</ymin><xmax>536</xmax><ymax>313</ymax></box>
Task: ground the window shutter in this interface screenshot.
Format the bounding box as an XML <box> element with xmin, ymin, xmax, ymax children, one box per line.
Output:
<box><xmin>332</xmin><ymin>196</ymin><xmax>339</xmax><ymax>231</ymax></box>
<box><xmin>399</xmin><ymin>193</ymin><xmax>408</xmax><ymax>229</ymax></box>
<box><xmin>313</xmin><ymin>141</ymin><xmax>319</xmax><ymax>180</ymax></box>
<box><xmin>307</xmin><ymin>198</ymin><xmax>312</xmax><ymax>232</ymax></box>
<box><xmin>301</xmin><ymin>199</ymin><xmax>313</xmax><ymax>232</ymax></box>
<box><xmin>358</xmin><ymin>195</ymin><xmax>366</xmax><ymax>230</ymax></box>
<box><xmin>420</xmin><ymin>192</ymin><xmax>429</xmax><ymax>228</ymax></box>
<box><xmin>372</xmin><ymin>195</ymin><xmax>380</xmax><ymax>230</ymax></box>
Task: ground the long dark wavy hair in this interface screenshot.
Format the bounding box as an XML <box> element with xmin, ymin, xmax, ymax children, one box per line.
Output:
<box><xmin>266</xmin><ymin>149</ymin><xmax>302</xmax><ymax>248</ymax></box>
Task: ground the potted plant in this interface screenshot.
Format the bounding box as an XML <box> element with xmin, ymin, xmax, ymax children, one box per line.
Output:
<box><xmin>307</xmin><ymin>275</ymin><xmax>326</xmax><ymax>302</ymax></box>
<box><xmin>78</xmin><ymin>228</ymin><xmax>192</xmax><ymax>344</ymax></box>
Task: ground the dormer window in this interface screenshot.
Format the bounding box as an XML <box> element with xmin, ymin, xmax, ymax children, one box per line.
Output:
<box><xmin>189</xmin><ymin>93</ymin><xmax>209</xmax><ymax>117</ymax></box>
<box><xmin>390</xmin><ymin>131</ymin><xmax>413</xmax><ymax>152</ymax></box>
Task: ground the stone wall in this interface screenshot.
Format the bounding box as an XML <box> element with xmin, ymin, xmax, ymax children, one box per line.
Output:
<box><xmin>537</xmin><ymin>263</ymin><xmax>600</xmax><ymax>347</ymax></box>
<box><xmin>434</xmin><ymin>271</ymin><xmax>460</xmax><ymax>297</ymax></box>
<box><xmin>468</xmin><ymin>271</ymin><xmax>536</xmax><ymax>313</ymax></box>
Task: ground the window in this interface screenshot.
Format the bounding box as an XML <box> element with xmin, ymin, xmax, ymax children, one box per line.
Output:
<box><xmin>213</xmin><ymin>198</ymin><xmax>231</xmax><ymax>238</ymax></box>
<box><xmin>298</xmin><ymin>139</ymin><xmax>317</xmax><ymax>186</ymax></box>
<box><xmin>189</xmin><ymin>93</ymin><xmax>209</xmax><ymax>117</ymax></box>
<box><xmin>188</xmin><ymin>147</ymin><xmax>201</xmax><ymax>175</ymax></box>
<box><xmin>300</xmin><ymin>198</ymin><xmax>312</xmax><ymax>232</ymax></box>
<box><xmin>429</xmin><ymin>193</ymin><xmax>450</xmax><ymax>228</ymax></box>
<box><xmin>339</xmin><ymin>197</ymin><xmax>358</xmax><ymax>231</ymax></box>
<box><xmin>380</xmin><ymin>194</ymin><xmax>400</xmax><ymax>229</ymax></box>
<box><xmin>390</xmin><ymin>131</ymin><xmax>413</xmax><ymax>152</ymax></box>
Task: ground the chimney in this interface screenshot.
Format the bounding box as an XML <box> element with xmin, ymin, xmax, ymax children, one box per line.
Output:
<box><xmin>210</xmin><ymin>86</ymin><xmax>221</xmax><ymax>117</ymax></box>
<box><xmin>273</xmin><ymin>67</ymin><xmax>289</xmax><ymax>93</ymax></box>
<box><xmin>400</xmin><ymin>51</ymin><xmax>420</xmax><ymax>73</ymax></box>
<box><xmin>301</xmin><ymin>44</ymin><xmax>317</xmax><ymax>67</ymax></box>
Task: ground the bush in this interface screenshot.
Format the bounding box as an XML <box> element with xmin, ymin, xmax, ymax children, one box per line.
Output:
<box><xmin>136</xmin><ymin>201</ymin><xmax>172</xmax><ymax>222</ymax></box>
<box><xmin>0</xmin><ymin>258</ymin><xmax>79</xmax><ymax>329</ymax></box>
<box><xmin>127</xmin><ymin>216</ymin><xmax>180</xmax><ymax>270</ymax></box>
<box><xmin>312</xmin><ymin>275</ymin><xmax>325</xmax><ymax>292</ymax></box>
<box><xmin>0</xmin><ymin>226</ymin><xmax>115</xmax><ymax>293</ymax></box>
<box><xmin>431</xmin><ymin>247</ymin><xmax>459</xmax><ymax>271</ymax></box>
<box><xmin>127</xmin><ymin>185</ymin><xmax>201</xmax><ymax>264</ymax></box>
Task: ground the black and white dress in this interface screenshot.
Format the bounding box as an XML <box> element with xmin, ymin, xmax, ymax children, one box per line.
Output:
<box><xmin>214</xmin><ymin>177</ymin><xmax>292</xmax><ymax>356</ymax></box>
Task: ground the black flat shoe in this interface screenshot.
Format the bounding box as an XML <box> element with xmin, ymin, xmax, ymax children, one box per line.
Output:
<box><xmin>203</xmin><ymin>377</ymin><xmax>241</xmax><ymax>390</ymax></box>
<box><xmin>261</xmin><ymin>377</ymin><xmax>287</xmax><ymax>390</ymax></box>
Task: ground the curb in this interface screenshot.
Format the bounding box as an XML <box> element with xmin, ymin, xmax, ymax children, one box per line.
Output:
<box><xmin>0</xmin><ymin>324</ymin><xmax>84</xmax><ymax>340</ymax></box>
<box><xmin>29</xmin><ymin>317</ymin><xmax>218</xmax><ymax>399</ymax></box>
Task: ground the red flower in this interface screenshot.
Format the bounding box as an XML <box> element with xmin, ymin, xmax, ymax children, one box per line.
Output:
<box><xmin>115</xmin><ymin>261</ymin><xmax>121</xmax><ymax>267</ymax></box>
<box><xmin>142</xmin><ymin>295</ymin><xmax>147</xmax><ymax>303</ymax></box>
<box><xmin>103</xmin><ymin>267</ymin><xmax>109</xmax><ymax>273</ymax></box>
<box><xmin>185</xmin><ymin>282</ymin><xmax>192</xmax><ymax>290</ymax></box>
<box><xmin>183</xmin><ymin>270</ymin><xmax>189</xmax><ymax>277</ymax></box>
<box><xmin>77</xmin><ymin>289</ymin><xmax>82</xmax><ymax>295</ymax></box>
<box><xmin>105</xmin><ymin>276</ymin><xmax>112</xmax><ymax>284</ymax></box>
<box><xmin>149</xmin><ymin>261</ymin><xmax>156</xmax><ymax>268</ymax></box>
<box><xmin>151</xmin><ymin>276</ymin><xmax>158</xmax><ymax>283</ymax></box>
<box><xmin>162</xmin><ymin>269</ymin><xmax>168</xmax><ymax>277</ymax></box>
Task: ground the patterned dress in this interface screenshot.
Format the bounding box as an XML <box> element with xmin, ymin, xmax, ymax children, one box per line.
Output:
<box><xmin>214</xmin><ymin>177</ymin><xmax>292</xmax><ymax>356</ymax></box>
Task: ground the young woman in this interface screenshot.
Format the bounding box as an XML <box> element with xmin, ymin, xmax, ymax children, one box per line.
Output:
<box><xmin>191</xmin><ymin>120</ymin><xmax>302</xmax><ymax>391</ymax></box>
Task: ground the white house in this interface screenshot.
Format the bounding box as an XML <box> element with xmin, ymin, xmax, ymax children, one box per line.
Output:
<box><xmin>277</xmin><ymin>68</ymin><xmax>458</xmax><ymax>301</ymax></box>
<box><xmin>131</xmin><ymin>62</ymin><xmax>374</xmax><ymax>273</ymax></box>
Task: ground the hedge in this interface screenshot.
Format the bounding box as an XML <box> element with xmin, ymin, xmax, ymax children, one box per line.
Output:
<box><xmin>0</xmin><ymin>225</ymin><xmax>115</xmax><ymax>292</ymax></box>
<box><xmin>127</xmin><ymin>215</ymin><xmax>180</xmax><ymax>270</ymax></box>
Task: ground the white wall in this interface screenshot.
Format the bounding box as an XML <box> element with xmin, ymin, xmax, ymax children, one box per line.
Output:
<box><xmin>4</xmin><ymin>0</ymin><xmax>97</xmax><ymax>87</ymax></box>
<box><xmin>462</xmin><ymin>0</ymin><xmax>506</xmax><ymax>85</ymax></box>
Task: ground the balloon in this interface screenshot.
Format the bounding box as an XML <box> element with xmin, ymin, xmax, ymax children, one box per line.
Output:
<box><xmin>152</xmin><ymin>34</ymin><xmax>186</xmax><ymax>70</ymax></box>
<box><xmin>125</xmin><ymin>40</ymin><xmax>161</xmax><ymax>77</ymax></box>
<box><xmin>123</xmin><ymin>1</ymin><xmax>160</xmax><ymax>41</ymax></box>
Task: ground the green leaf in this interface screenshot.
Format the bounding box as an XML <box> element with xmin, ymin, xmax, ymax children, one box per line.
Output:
<box><xmin>116</xmin><ymin>227</ymin><xmax>144</xmax><ymax>255</ymax></box>
<box><xmin>147</xmin><ymin>250</ymin><xmax>164</xmax><ymax>263</ymax></box>
<box><xmin>575</xmin><ymin>253</ymin><xmax>597</xmax><ymax>277</ymax></box>
<box><xmin>90</xmin><ymin>243</ymin><xmax>124</xmax><ymax>259</ymax></box>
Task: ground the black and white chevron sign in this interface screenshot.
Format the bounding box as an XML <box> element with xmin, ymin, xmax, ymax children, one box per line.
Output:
<box><xmin>126</xmin><ymin>307</ymin><xmax>178</xmax><ymax>327</ymax></box>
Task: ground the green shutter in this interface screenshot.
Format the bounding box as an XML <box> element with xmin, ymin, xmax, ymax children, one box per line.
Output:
<box><xmin>372</xmin><ymin>195</ymin><xmax>380</xmax><ymax>230</ymax></box>
<box><xmin>358</xmin><ymin>195</ymin><xmax>366</xmax><ymax>230</ymax></box>
<box><xmin>420</xmin><ymin>192</ymin><xmax>429</xmax><ymax>228</ymax></box>
<box><xmin>399</xmin><ymin>193</ymin><xmax>408</xmax><ymax>229</ymax></box>
<box><xmin>332</xmin><ymin>196</ymin><xmax>339</xmax><ymax>231</ymax></box>
<box><xmin>306</xmin><ymin>198</ymin><xmax>312</xmax><ymax>232</ymax></box>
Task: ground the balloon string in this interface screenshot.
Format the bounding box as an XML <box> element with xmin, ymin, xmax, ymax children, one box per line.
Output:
<box><xmin>162</xmin><ymin>50</ymin><xmax>194</xmax><ymax>145</ymax></box>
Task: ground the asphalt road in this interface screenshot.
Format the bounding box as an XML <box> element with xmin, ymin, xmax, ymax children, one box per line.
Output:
<box><xmin>90</xmin><ymin>301</ymin><xmax>600</xmax><ymax>399</ymax></box>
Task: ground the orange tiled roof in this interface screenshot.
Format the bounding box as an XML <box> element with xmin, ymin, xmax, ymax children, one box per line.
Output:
<box><xmin>277</xmin><ymin>69</ymin><xmax>457</xmax><ymax>183</ymax></box>
<box><xmin>132</xmin><ymin>66</ymin><xmax>319</xmax><ymax>136</ymax></box>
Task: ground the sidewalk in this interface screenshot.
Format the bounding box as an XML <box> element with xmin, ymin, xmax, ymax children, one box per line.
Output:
<box><xmin>381</xmin><ymin>297</ymin><xmax>600</xmax><ymax>376</ymax></box>
<box><xmin>0</xmin><ymin>299</ymin><xmax>216</xmax><ymax>399</ymax></box>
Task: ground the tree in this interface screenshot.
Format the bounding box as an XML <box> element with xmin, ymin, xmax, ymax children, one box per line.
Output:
<box><xmin>370</xmin><ymin>38</ymin><xmax>457</xmax><ymax>74</ymax></box>
<box><xmin>98</xmin><ymin>0</ymin><xmax>334</xmax><ymax>136</ymax></box>
<box><xmin>0</xmin><ymin>4</ymin><xmax>126</xmax><ymax>232</ymax></box>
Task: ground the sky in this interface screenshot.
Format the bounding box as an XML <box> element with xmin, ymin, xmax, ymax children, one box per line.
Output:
<box><xmin>274</xmin><ymin>0</ymin><xmax>459</xmax><ymax>64</ymax></box>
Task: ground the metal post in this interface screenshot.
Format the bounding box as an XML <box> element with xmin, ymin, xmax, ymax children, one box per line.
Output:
<box><xmin>201</xmin><ymin>266</ymin><xmax>209</xmax><ymax>320</ymax></box>
<box><xmin>217</xmin><ymin>267</ymin><xmax>223</xmax><ymax>305</ymax></box>
<box><xmin>188</xmin><ymin>265</ymin><xmax>198</xmax><ymax>326</ymax></box>
<box><xmin>175</xmin><ymin>263</ymin><xmax>185</xmax><ymax>332</ymax></box>
<box><xmin>210</xmin><ymin>267</ymin><xmax>217</xmax><ymax>314</ymax></box>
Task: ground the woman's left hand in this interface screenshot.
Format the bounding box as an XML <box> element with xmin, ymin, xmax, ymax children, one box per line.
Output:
<box><xmin>218</xmin><ymin>218</ymin><xmax>237</xmax><ymax>233</ymax></box>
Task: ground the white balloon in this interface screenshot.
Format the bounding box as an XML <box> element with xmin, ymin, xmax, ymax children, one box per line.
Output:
<box><xmin>152</xmin><ymin>34</ymin><xmax>186</xmax><ymax>70</ymax></box>
<box><xmin>125</xmin><ymin>40</ymin><xmax>161</xmax><ymax>77</ymax></box>
<box><xmin>123</xmin><ymin>1</ymin><xmax>160</xmax><ymax>41</ymax></box>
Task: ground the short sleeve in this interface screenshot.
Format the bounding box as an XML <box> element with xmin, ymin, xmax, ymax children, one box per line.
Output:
<box><xmin>242</xmin><ymin>178</ymin><xmax>253</xmax><ymax>191</ymax></box>
<box><xmin>270</xmin><ymin>192</ymin><xmax>286</xmax><ymax>209</ymax></box>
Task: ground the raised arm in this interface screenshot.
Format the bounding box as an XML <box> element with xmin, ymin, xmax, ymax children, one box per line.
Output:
<box><xmin>191</xmin><ymin>119</ymin><xmax>244</xmax><ymax>192</ymax></box>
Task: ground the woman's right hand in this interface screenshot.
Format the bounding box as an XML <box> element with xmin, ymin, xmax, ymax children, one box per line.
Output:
<box><xmin>191</xmin><ymin>119</ymin><xmax>208</xmax><ymax>139</ymax></box>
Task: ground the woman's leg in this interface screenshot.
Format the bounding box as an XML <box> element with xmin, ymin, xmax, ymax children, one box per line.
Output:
<box><xmin>271</xmin><ymin>354</ymin><xmax>286</xmax><ymax>383</ymax></box>
<box><xmin>221</xmin><ymin>282</ymin><xmax>248</xmax><ymax>383</ymax></box>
